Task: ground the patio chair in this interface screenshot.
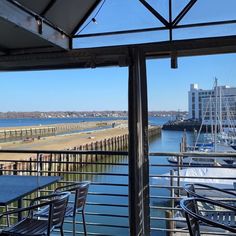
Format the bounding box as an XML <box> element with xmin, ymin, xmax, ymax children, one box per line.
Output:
<box><xmin>0</xmin><ymin>192</ymin><xmax>70</xmax><ymax>236</ymax></box>
<box><xmin>35</xmin><ymin>181</ymin><xmax>90</xmax><ymax>236</ymax></box>
<box><xmin>180</xmin><ymin>197</ymin><xmax>236</xmax><ymax>236</ymax></box>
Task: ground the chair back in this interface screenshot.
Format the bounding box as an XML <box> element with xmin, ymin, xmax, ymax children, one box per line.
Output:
<box><xmin>75</xmin><ymin>182</ymin><xmax>90</xmax><ymax>209</ymax></box>
<box><xmin>180</xmin><ymin>198</ymin><xmax>201</xmax><ymax>236</ymax></box>
<box><xmin>48</xmin><ymin>192</ymin><xmax>70</xmax><ymax>230</ymax></box>
<box><xmin>55</xmin><ymin>181</ymin><xmax>90</xmax><ymax>216</ymax></box>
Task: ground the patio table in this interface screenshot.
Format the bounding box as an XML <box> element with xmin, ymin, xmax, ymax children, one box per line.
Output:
<box><xmin>0</xmin><ymin>175</ymin><xmax>60</xmax><ymax>220</ymax></box>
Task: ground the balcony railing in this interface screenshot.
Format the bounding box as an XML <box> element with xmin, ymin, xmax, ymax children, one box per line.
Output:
<box><xmin>0</xmin><ymin>149</ymin><xmax>235</xmax><ymax>235</ymax></box>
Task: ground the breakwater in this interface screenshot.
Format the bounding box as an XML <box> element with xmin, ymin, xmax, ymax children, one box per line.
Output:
<box><xmin>0</xmin><ymin>121</ymin><xmax>123</xmax><ymax>143</ymax></box>
<box><xmin>0</xmin><ymin>127</ymin><xmax>56</xmax><ymax>142</ymax></box>
<box><xmin>0</xmin><ymin>126</ymin><xmax>161</xmax><ymax>175</ymax></box>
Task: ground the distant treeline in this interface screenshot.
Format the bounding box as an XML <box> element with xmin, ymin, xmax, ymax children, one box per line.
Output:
<box><xmin>0</xmin><ymin>111</ymin><xmax>187</xmax><ymax>119</ymax></box>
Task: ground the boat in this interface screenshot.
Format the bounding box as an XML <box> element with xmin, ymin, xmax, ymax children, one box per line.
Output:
<box><xmin>152</xmin><ymin>167</ymin><xmax>236</xmax><ymax>197</ymax></box>
<box><xmin>168</xmin><ymin>152</ymin><xmax>236</xmax><ymax>167</ymax></box>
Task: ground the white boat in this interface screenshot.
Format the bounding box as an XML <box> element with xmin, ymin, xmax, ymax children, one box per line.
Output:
<box><xmin>152</xmin><ymin>167</ymin><xmax>236</xmax><ymax>197</ymax></box>
<box><xmin>168</xmin><ymin>153</ymin><xmax>236</xmax><ymax>167</ymax></box>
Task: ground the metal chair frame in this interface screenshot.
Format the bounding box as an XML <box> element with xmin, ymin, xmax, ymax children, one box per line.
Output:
<box><xmin>36</xmin><ymin>181</ymin><xmax>90</xmax><ymax>236</ymax></box>
<box><xmin>0</xmin><ymin>192</ymin><xmax>70</xmax><ymax>236</ymax></box>
<box><xmin>55</xmin><ymin>181</ymin><xmax>90</xmax><ymax>236</ymax></box>
<box><xmin>180</xmin><ymin>197</ymin><xmax>236</xmax><ymax>236</ymax></box>
<box><xmin>184</xmin><ymin>183</ymin><xmax>236</xmax><ymax>200</ymax></box>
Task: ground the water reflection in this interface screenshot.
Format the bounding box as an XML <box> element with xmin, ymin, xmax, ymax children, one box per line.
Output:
<box><xmin>149</xmin><ymin>130</ymin><xmax>194</xmax><ymax>236</ymax></box>
<box><xmin>61</xmin><ymin>153</ymin><xmax>129</xmax><ymax>235</ymax></box>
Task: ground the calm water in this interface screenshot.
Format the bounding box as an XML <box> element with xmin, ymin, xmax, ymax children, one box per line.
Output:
<box><xmin>0</xmin><ymin>117</ymin><xmax>193</xmax><ymax>235</ymax></box>
<box><xmin>69</xmin><ymin>128</ymin><xmax>194</xmax><ymax>236</ymax></box>
<box><xmin>0</xmin><ymin>117</ymin><xmax>128</xmax><ymax>127</ymax></box>
<box><xmin>0</xmin><ymin>116</ymin><xmax>171</xmax><ymax>128</ymax></box>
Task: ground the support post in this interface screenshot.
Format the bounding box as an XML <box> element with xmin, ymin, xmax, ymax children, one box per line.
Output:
<box><xmin>128</xmin><ymin>47</ymin><xmax>150</xmax><ymax>236</ymax></box>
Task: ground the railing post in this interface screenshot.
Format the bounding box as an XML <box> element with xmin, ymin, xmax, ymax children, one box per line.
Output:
<box><xmin>177</xmin><ymin>155</ymin><xmax>181</xmax><ymax>197</ymax></box>
<box><xmin>128</xmin><ymin>47</ymin><xmax>150</xmax><ymax>236</ymax></box>
<box><xmin>169</xmin><ymin>170</ymin><xmax>175</xmax><ymax>236</ymax></box>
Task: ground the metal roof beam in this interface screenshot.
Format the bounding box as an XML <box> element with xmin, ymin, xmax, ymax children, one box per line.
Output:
<box><xmin>75</xmin><ymin>19</ymin><xmax>236</xmax><ymax>38</ymax></box>
<box><xmin>139</xmin><ymin>0</ymin><xmax>169</xmax><ymax>28</ymax></box>
<box><xmin>172</xmin><ymin>0</ymin><xmax>197</xmax><ymax>27</ymax></box>
<box><xmin>72</xmin><ymin>0</ymin><xmax>101</xmax><ymax>35</ymax></box>
<box><xmin>0</xmin><ymin>0</ymin><xmax>71</xmax><ymax>50</ymax></box>
<box><xmin>40</xmin><ymin>0</ymin><xmax>57</xmax><ymax>16</ymax></box>
<box><xmin>0</xmin><ymin>35</ymin><xmax>236</xmax><ymax>71</ymax></box>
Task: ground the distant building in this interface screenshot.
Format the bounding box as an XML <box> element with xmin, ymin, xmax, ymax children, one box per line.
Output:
<box><xmin>188</xmin><ymin>83</ymin><xmax>236</xmax><ymax>125</ymax></box>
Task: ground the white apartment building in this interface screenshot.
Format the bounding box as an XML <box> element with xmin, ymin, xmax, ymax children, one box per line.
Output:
<box><xmin>188</xmin><ymin>83</ymin><xmax>236</xmax><ymax>126</ymax></box>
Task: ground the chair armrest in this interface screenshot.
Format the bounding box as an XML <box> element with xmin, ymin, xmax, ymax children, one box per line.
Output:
<box><xmin>181</xmin><ymin>197</ymin><xmax>236</xmax><ymax>233</ymax></box>
<box><xmin>184</xmin><ymin>183</ymin><xmax>236</xmax><ymax>198</ymax></box>
<box><xmin>197</xmin><ymin>197</ymin><xmax>236</xmax><ymax>211</ymax></box>
<box><xmin>0</xmin><ymin>201</ymin><xmax>54</xmax><ymax>219</ymax></box>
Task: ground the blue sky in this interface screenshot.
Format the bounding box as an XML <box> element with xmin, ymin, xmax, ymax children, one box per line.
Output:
<box><xmin>0</xmin><ymin>1</ymin><xmax>236</xmax><ymax>112</ymax></box>
<box><xmin>0</xmin><ymin>54</ymin><xmax>235</xmax><ymax>112</ymax></box>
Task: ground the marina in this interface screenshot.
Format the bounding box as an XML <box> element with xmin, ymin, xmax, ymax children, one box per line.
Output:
<box><xmin>0</xmin><ymin>1</ymin><xmax>236</xmax><ymax>235</ymax></box>
<box><xmin>0</xmin><ymin>112</ymin><xmax>236</xmax><ymax>235</ymax></box>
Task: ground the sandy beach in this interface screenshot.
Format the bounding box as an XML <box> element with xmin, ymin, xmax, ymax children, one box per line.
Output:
<box><xmin>0</xmin><ymin>123</ymin><xmax>128</xmax><ymax>161</ymax></box>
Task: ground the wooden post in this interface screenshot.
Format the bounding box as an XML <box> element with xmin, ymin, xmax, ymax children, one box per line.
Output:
<box><xmin>85</xmin><ymin>144</ymin><xmax>89</xmax><ymax>163</ymax></box>
<box><xmin>95</xmin><ymin>141</ymin><xmax>98</xmax><ymax>161</ymax></box>
<box><xmin>73</xmin><ymin>147</ymin><xmax>76</xmax><ymax>171</ymax></box>
<box><xmin>48</xmin><ymin>154</ymin><xmax>52</xmax><ymax>176</ymax></box>
<box><xmin>79</xmin><ymin>145</ymin><xmax>83</xmax><ymax>168</ymax></box>
<box><xmin>66</xmin><ymin>152</ymin><xmax>69</xmax><ymax>172</ymax></box>
<box><xmin>165</xmin><ymin>211</ymin><xmax>174</xmax><ymax>236</ymax></box>
<box><xmin>104</xmin><ymin>139</ymin><xmax>106</xmax><ymax>151</ymax></box>
<box><xmin>13</xmin><ymin>162</ymin><xmax>18</xmax><ymax>175</ymax></box>
<box><xmin>39</xmin><ymin>155</ymin><xmax>43</xmax><ymax>176</ymax></box>
<box><xmin>29</xmin><ymin>158</ymin><xmax>32</xmax><ymax>175</ymax></box>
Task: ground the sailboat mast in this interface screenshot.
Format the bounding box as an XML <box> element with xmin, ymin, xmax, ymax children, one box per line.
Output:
<box><xmin>219</xmin><ymin>85</ymin><xmax>223</xmax><ymax>133</ymax></box>
<box><xmin>214</xmin><ymin>78</ymin><xmax>218</xmax><ymax>152</ymax></box>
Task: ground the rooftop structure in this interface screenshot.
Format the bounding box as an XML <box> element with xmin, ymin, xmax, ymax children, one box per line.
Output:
<box><xmin>0</xmin><ymin>1</ymin><xmax>236</xmax><ymax>235</ymax></box>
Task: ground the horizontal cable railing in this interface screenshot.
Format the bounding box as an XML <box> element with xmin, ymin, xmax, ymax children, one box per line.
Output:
<box><xmin>0</xmin><ymin>149</ymin><xmax>235</xmax><ymax>235</ymax></box>
<box><xmin>0</xmin><ymin>149</ymin><xmax>129</xmax><ymax>236</ymax></box>
<box><xmin>150</xmin><ymin>151</ymin><xmax>236</xmax><ymax>236</ymax></box>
